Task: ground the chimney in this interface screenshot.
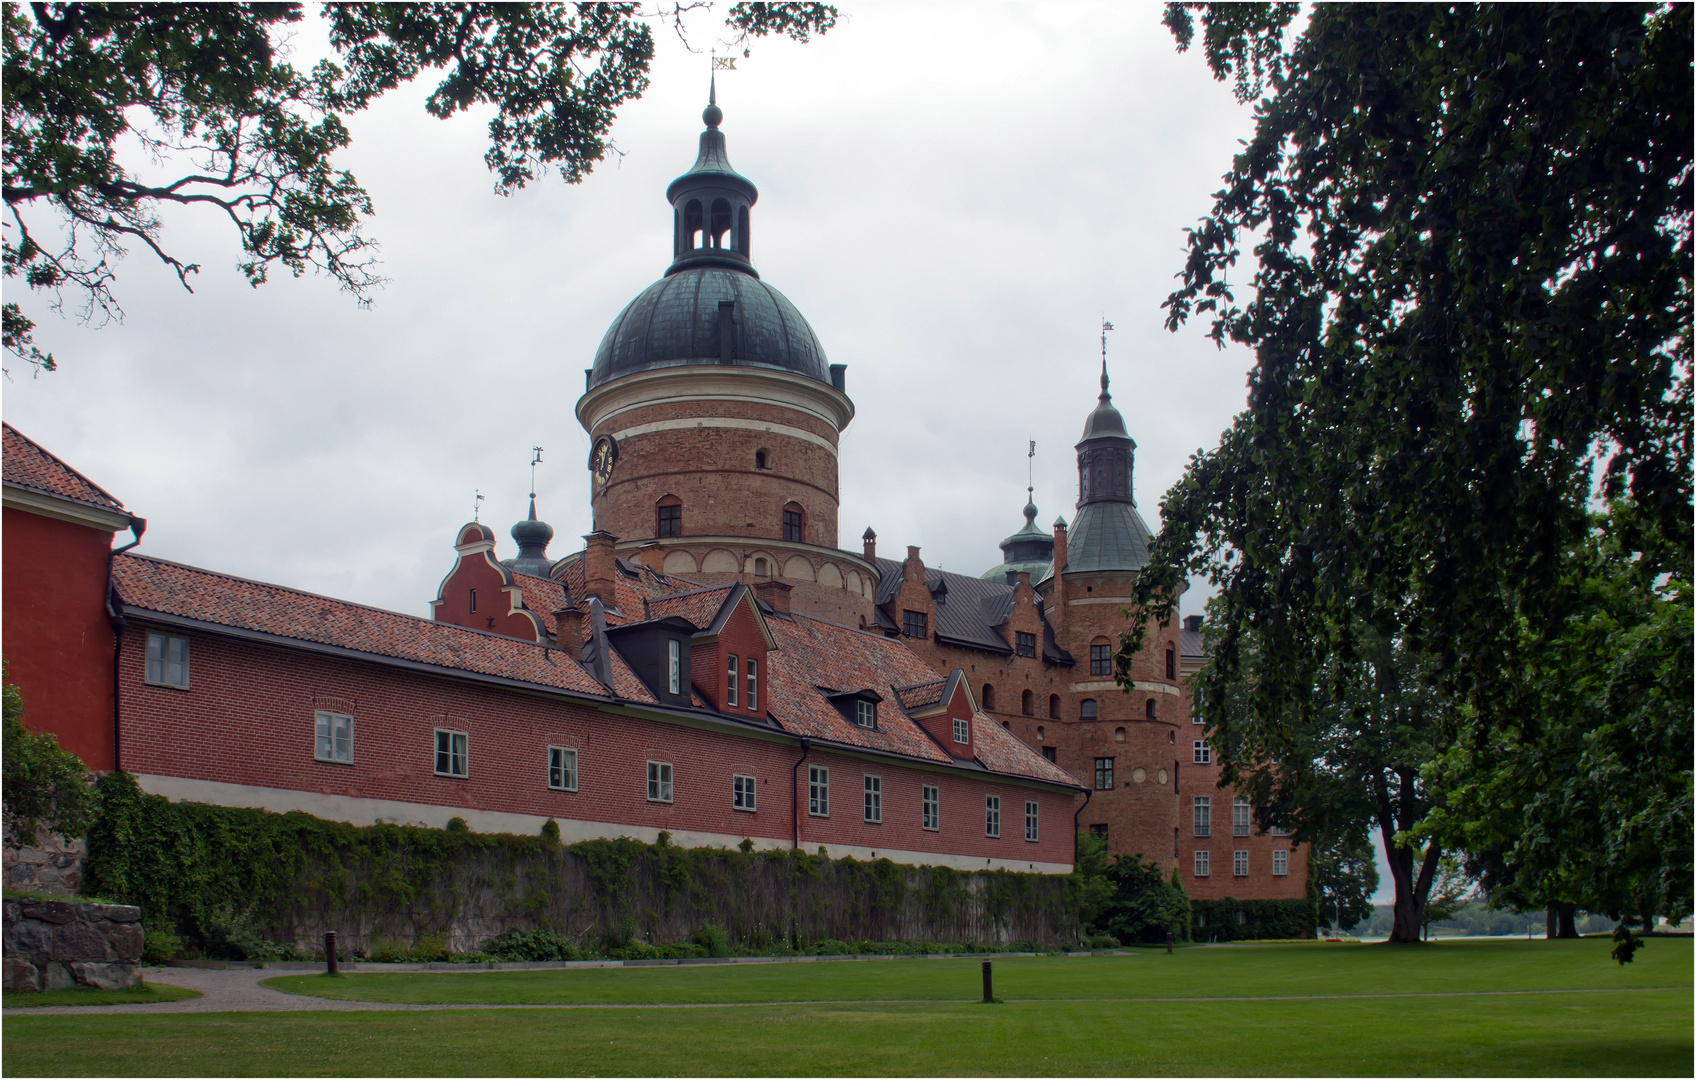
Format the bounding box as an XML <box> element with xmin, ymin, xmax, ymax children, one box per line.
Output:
<box><xmin>583</xmin><ymin>530</ymin><xmax>618</xmax><ymax>604</ymax></box>
<box><xmin>553</xmin><ymin>608</ymin><xmax>585</xmax><ymax>659</ymax></box>
<box><xmin>1051</xmin><ymin>518</ymin><xmax>1068</xmax><ymax>575</ymax></box>
<box><xmin>862</xmin><ymin>527</ymin><xmax>877</xmax><ymax>562</ymax></box>
<box><xmin>752</xmin><ymin>579</ymin><xmax>792</xmax><ymax>613</ymax></box>
<box><xmin>1048</xmin><ymin>518</ymin><xmax>1069</xmax><ymax>630</ymax></box>
<box><xmin>1183</xmin><ymin>615</ymin><xmax>1203</xmax><ymax>633</ymax></box>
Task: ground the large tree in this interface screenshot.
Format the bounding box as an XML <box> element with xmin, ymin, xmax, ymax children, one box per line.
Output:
<box><xmin>1128</xmin><ymin>4</ymin><xmax>1691</xmax><ymax>936</ymax></box>
<box><xmin>2</xmin><ymin>2</ymin><xmax>835</xmax><ymax>373</ymax></box>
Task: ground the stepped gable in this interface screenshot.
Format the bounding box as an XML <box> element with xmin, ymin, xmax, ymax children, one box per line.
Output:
<box><xmin>111</xmin><ymin>554</ymin><xmax>613</xmax><ymax>697</ymax></box>
<box><xmin>3</xmin><ymin>423</ymin><xmax>125</xmax><ymax>510</ymax></box>
<box><xmin>871</xmin><ymin>558</ymin><xmax>1071</xmax><ymax>663</ymax></box>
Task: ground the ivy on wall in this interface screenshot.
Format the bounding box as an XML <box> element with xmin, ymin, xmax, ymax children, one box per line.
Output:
<box><xmin>81</xmin><ymin>772</ymin><xmax>1078</xmax><ymax>958</ymax></box>
<box><xmin>1190</xmin><ymin>897</ymin><xmax>1317</xmax><ymax>942</ymax></box>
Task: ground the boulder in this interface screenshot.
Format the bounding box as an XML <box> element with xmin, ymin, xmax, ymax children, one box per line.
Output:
<box><xmin>3</xmin><ymin>954</ymin><xmax>41</xmax><ymax>992</ymax></box>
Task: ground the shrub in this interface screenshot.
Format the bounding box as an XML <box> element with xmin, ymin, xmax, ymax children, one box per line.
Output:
<box><xmin>1087</xmin><ymin>934</ymin><xmax>1120</xmax><ymax>949</ymax></box>
<box><xmin>483</xmin><ymin>927</ymin><xmax>580</xmax><ymax>962</ymax></box>
<box><xmin>693</xmin><ymin>921</ymin><xmax>730</xmax><ymax>958</ymax></box>
<box><xmin>1096</xmin><ymin>855</ymin><xmax>1191</xmax><ymax>944</ymax></box>
<box><xmin>539</xmin><ymin>818</ymin><xmax>560</xmax><ymax>846</ymax></box>
<box><xmin>140</xmin><ymin>924</ymin><xmax>180</xmax><ymax>965</ymax></box>
<box><xmin>1190</xmin><ymin>898</ymin><xmax>1316</xmax><ymax>942</ymax></box>
<box><xmin>367</xmin><ymin>940</ymin><xmax>410</xmax><ymax>964</ymax></box>
<box><xmin>2</xmin><ymin>663</ymin><xmax>95</xmax><ymax>844</ymax></box>
<box><xmin>445</xmin><ymin>817</ymin><xmax>469</xmax><ymax>833</ymax></box>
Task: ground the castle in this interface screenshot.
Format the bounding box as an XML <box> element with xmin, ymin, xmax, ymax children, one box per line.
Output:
<box><xmin>2</xmin><ymin>93</ymin><xmax>1302</xmax><ymax>901</ymax></box>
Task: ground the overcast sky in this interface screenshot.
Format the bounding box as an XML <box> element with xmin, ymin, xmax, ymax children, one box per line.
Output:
<box><xmin>6</xmin><ymin>2</ymin><xmax>1404</xmax><ymax>905</ymax></box>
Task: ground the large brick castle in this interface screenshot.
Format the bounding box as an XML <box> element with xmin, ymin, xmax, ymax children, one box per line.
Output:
<box><xmin>3</xmin><ymin>92</ymin><xmax>1302</xmax><ymax>902</ymax></box>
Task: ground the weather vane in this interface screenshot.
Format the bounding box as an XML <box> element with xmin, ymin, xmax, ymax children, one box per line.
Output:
<box><xmin>1027</xmin><ymin>439</ymin><xmax>1036</xmax><ymax>501</ymax></box>
<box><xmin>473</xmin><ymin>489</ymin><xmax>484</xmax><ymax>523</ymax></box>
<box><xmin>1101</xmin><ymin>316</ymin><xmax>1114</xmax><ymax>362</ymax></box>
<box><xmin>529</xmin><ymin>446</ymin><xmax>544</xmax><ymax>499</ymax></box>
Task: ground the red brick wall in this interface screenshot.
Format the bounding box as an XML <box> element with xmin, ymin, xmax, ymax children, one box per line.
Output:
<box><xmin>114</xmin><ymin>621</ymin><xmax>1078</xmax><ymax>866</ymax></box>
<box><xmin>1179</xmin><ymin>761</ymin><xmax>1309</xmax><ymax>901</ymax></box>
<box><xmin>690</xmin><ymin>595</ymin><xmax>768</xmax><ymax>715</ymax></box>
<box><xmin>2</xmin><ymin>507</ymin><xmax>116</xmax><ymax>770</ymax></box>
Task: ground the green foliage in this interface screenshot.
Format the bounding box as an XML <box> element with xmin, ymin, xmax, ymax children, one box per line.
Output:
<box><xmin>444</xmin><ymin>817</ymin><xmax>468</xmax><ymax>834</ymax></box>
<box><xmin>539</xmin><ymin>818</ymin><xmax>560</xmax><ymax>846</ymax></box>
<box><xmin>1191</xmin><ymin>898</ymin><xmax>1315</xmax><ymax>942</ymax></box>
<box><xmin>692</xmin><ymin>921</ymin><xmax>730</xmax><ymax>958</ymax></box>
<box><xmin>139</xmin><ymin>925</ymin><xmax>180</xmax><ymax>965</ymax></box>
<box><xmin>1093</xmin><ymin>854</ymin><xmax>1191</xmax><ymax>945</ymax></box>
<box><xmin>2</xmin><ymin>662</ymin><xmax>95</xmax><ymax>845</ymax></box>
<box><xmin>1611</xmin><ymin>923</ymin><xmax>1645</xmax><ymax>966</ymax></box>
<box><xmin>1066</xmin><ymin>830</ymin><xmax>1113</xmax><ymax>933</ymax></box>
<box><xmin>483</xmin><ymin>927</ymin><xmax>580</xmax><ymax>963</ymax></box>
<box><xmin>1161</xmin><ymin>2</ymin><xmax>1299</xmax><ymax>101</ymax></box>
<box><xmin>1309</xmin><ymin>827</ymin><xmax>1380</xmax><ymax>933</ymax></box>
<box><xmin>1</xmin><ymin>2</ymin><xmax>837</xmax><ymax>373</ymax></box>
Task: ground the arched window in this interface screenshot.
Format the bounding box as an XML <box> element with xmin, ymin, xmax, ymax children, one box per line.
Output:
<box><xmin>710</xmin><ymin>198</ymin><xmax>732</xmax><ymax>248</ymax></box>
<box><xmin>1080</xmin><ymin>699</ymin><xmax>1098</xmax><ymax>720</ymax></box>
<box><xmin>1166</xmin><ymin>647</ymin><xmax>1176</xmax><ymax>680</ymax></box>
<box><xmin>1090</xmin><ymin>636</ymin><xmax>1112</xmax><ymax>677</ymax></box>
<box><xmin>683</xmin><ymin>199</ymin><xmax>703</xmax><ymax>249</ymax></box>
<box><xmin>1021</xmin><ymin>689</ymin><xmax>1034</xmax><ymax>716</ymax></box>
<box><xmin>1146</xmin><ymin>698</ymin><xmax>1158</xmax><ymax>720</ymax></box>
<box><xmin>1048</xmin><ymin>694</ymin><xmax>1060</xmax><ymax>719</ymax></box>
<box><xmin>754</xmin><ymin>557</ymin><xmax>770</xmax><ymax>577</ymax></box>
<box><xmin>782</xmin><ymin>502</ymin><xmax>805</xmax><ymax>543</ymax></box>
<box><xmin>1114</xmin><ymin>726</ymin><xmax>1126</xmax><ymax>742</ymax></box>
<box><xmin>1036</xmin><ymin>725</ymin><xmax>1045</xmax><ymax>740</ymax></box>
<box><xmin>981</xmin><ymin>684</ymin><xmax>995</xmax><ymax>710</ymax></box>
<box><xmin>656</xmin><ymin>496</ymin><xmax>682</xmax><ymax>538</ymax></box>
<box><xmin>755</xmin><ymin>449</ymin><xmax>769</xmax><ymax>470</ymax></box>
<box><xmin>737</xmin><ymin>206</ymin><xmax>750</xmax><ymax>255</ymax></box>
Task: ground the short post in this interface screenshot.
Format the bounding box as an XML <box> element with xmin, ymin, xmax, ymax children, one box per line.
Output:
<box><xmin>981</xmin><ymin>960</ymin><xmax>993</xmax><ymax>1003</ymax></box>
<box><xmin>1166</xmin><ymin>931</ymin><xmax>1174</xmax><ymax>955</ymax></box>
<box><xmin>325</xmin><ymin>931</ymin><xmax>338</xmax><ymax>976</ymax></box>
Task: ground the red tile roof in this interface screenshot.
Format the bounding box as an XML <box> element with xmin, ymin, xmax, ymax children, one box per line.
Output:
<box><xmin>893</xmin><ymin>679</ymin><xmax>947</xmax><ymax>710</ymax></box>
<box><xmin>2</xmin><ymin>423</ymin><xmax>125</xmax><ymax>510</ymax></box>
<box><xmin>970</xmin><ymin>712</ymin><xmax>1081</xmax><ymax>787</ymax></box>
<box><xmin>113</xmin><ymin>554</ymin><xmax>612</xmax><ymax>698</ymax></box>
<box><xmin>548</xmin><ymin>553</ymin><xmax>698</xmax><ymax>625</ymax></box>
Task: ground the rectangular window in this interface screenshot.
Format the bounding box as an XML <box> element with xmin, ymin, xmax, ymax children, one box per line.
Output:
<box><xmin>1273</xmin><ymin>849</ymin><xmax>1288</xmax><ymax>876</ymax></box>
<box><xmin>469</xmin><ymin>588</ymin><xmax>477</xmax><ymax>613</ymax></box>
<box><xmin>782</xmin><ymin>509</ymin><xmax>803</xmax><ymax>543</ymax></box>
<box><xmin>1024</xmin><ymin>800</ymin><xmax>1039</xmax><ymax>842</ymax></box>
<box><xmin>657</xmin><ymin>503</ymin><xmax>682</xmax><ymax>538</ymax></box>
<box><xmin>985</xmin><ymin>795</ymin><xmax>1001</xmax><ymax>838</ymax></box>
<box><xmin>1015</xmin><ymin>631</ymin><xmax>1036</xmax><ymax>658</ymax></box>
<box><xmin>434</xmin><ymin>729</ymin><xmax>468</xmax><ymax>777</ymax></box>
<box><xmin>314</xmin><ymin>711</ymin><xmax>353</xmax><ymax>764</ymax></box>
<box><xmin>952</xmin><ymin>716</ymin><xmax>969</xmax><ymax>744</ymax></box>
<box><xmin>863</xmin><ymin>775</ymin><xmax>882</xmax><ymax>823</ymax></box>
<box><xmin>1193</xmin><ymin>741</ymin><xmax>1211</xmax><ymax>765</ymax></box>
<box><xmin>808</xmin><ymin>765</ymin><xmax>829</xmax><ymax>816</ymax></box>
<box><xmin>746</xmin><ymin>658</ymin><xmax>758</xmax><ymax>712</ymax></box>
<box><xmin>1090</xmin><ymin>823</ymin><xmax>1109</xmax><ymax>839</ymax></box>
<box><xmin>1094</xmin><ymin>757</ymin><xmax>1114</xmax><ymax>790</ymax></box>
<box><xmin>922</xmin><ymin>785</ymin><xmax>939</xmax><ymax>831</ymax></box>
<box><xmin>1194</xmin><ymin>850</ymin><xmax>1210</xmax><ymax>877</ymax></box>
<box><xmin>1089</xmin><ymin>643</ymin><xmax>1111</xmax><ymax>677</ymax></box>
<box><xmin>1233</xmin><ymin>850</ymin><xmax>1249</xmax><ymax>876</ymax></box>
<box><xmin>548</xmin><ymin>746</ymin><xmax>578</xmax><ymax>791</ymax></box>
<box><xmin>1233</xmin><ymin>796</ymin><xmax>1251</xmax><ymax>836</ymax></box>
<box><xmin>667</xmin><ymin>639</ymin><xmax>681</xmax><ymax>695</ymax></box>
<box><xmin>1192</xmin><ymin>796</ymin><xmax>1211</xmax><ymax>837</ymax></box>
<box><xmin>144</xmin><ymin>631</ymin><xmax>190</xmax><ymax>689</ymax></box>
<box><xmin>647</xmin><ymin>760</ymin><xmax>673</xmax><ymax>803</ymax></box>
<box><xmin>1193</xmin><ymin>707</ymin><xmax>1204</xmax><ymax>724</ymax></box>
<box><xmin>1042</xmin><ymin>746</ymin><xmax>1057</xmax><ymax>763</ymax></box>
<box><xmin>902</xmin><ymin>610</ymin><xmax>927</xmax><ymax>639</ymax></box>
<box><xmin>856</xmin><ymin>699</ymin><xmax>876</xmax><ymax>728</ymax></box>
<box><xmin>733</xmin><ymin>773</ymin><xmax>757</xmax><ymax>811</ymax></box>
<box><xmin>1271</xmin><ymin>825</ymin><xmax>1290</xmax><ymax>837</ymax></box>
<box><xmin>726</xmin><ymin>653</ymin><xmax>739</xmax><ymax>707</ymax></box>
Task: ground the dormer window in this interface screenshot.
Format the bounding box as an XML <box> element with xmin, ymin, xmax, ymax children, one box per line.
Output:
<box><xmin>668</xmin><ymin>639</ymin><xmax>682</xmax><ymax>695</ymax></box>
<box><xmin>903</xmin><ymin>610</ymin><xmax>927</xmax><ymax>638</ymax></box>
<box><xmin>727</xmin><ymin>653</ymin><xmax>739</xmax><ymax>707</ymax></box>
<box><xmin>952</xmin><ymin>716</ymin><xmax>969</xmax><ymax>744</ymax></box>
<box><xmin>856</xmin><ymin>699</ymin><xmax>876</xmax><ymax>728</ymax></box>
<box><xmin>1015</xmin><ymin>632</ymin><xmax>1036</xmax><ymax>657</ymax></box>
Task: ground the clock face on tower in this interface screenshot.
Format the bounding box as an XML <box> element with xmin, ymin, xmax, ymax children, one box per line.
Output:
<box><xmin>589</xmin><ymin>436</ymin><xmax>618</xmax><ymax>489</ymax></box>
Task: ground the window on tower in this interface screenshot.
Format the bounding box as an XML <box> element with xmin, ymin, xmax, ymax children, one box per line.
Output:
<box><xmin>1090</xmin><ymin>639</ymin><xmax>1111</xmax><ymax>677</ymax></box>
<box><xmin>657</xmin><ymin>497</ymin><xmax>683</xmax><ymax>538</ymax></box>
<box><xmin>1080</xmin><ymin>699</ymin><xmax>1098</xmax><ymax>720</ymax></box>
<box><xmin>782</xmin><ymin>505</ymin><xmax>804</xmax><ymax>543</ymax></box>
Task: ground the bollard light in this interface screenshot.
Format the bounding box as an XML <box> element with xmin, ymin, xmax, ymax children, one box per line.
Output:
<box><xmin>325</xmin><ymin>930</ymin><xmax>338</xmax><ymax>976</ymax></box>
<box><xmin>981</xmin><ymin>959</ymin><xmax>993</xmax><ymax>1003</ymax></box>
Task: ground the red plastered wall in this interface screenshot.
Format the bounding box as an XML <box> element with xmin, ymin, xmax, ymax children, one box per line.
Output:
<box><xmin>2</xmin><ymin>507</ymin><xmax>117</xmax><ymax>770</ymax></box>
<box><xmin>432</xmin><ymin>551</ymin><xmax>542</xmax><ymax>642</ymax></box>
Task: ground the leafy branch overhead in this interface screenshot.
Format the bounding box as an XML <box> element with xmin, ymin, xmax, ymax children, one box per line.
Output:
<box><xmin>1</xmin><ymin>2</ymin><xmax>837</xmax><ymax>373</ymax></box>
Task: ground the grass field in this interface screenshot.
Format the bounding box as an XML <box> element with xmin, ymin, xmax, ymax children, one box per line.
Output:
<box><xmin>1</xmin><ymin>981</ymin><xmax>201</xmax><ymax>1009</ymax></box>
<box><xmin>3</xmin><ymin>938</ymin><xmax>1690</xmax><ymax>1076</ymax></box>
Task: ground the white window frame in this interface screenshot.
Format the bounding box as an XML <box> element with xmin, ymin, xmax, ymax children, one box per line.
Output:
<box><xmin>1234</xmin><ymin>850</ymin><xmax>1249</xmax><ymax>877</ymax></box>
<box><xmin>952</xmin><ymin>715</ymin><xmax>969</xmax><ymax>744</ymax></box>
<box><xmin>1024</xmin><ymin>800</ymin><xmax>1039</xmax><ymax>843</ymax></box>
<box><xmin>434</xmin><ymin>728</ymin><xmax>468</xmax><ymax>778</ymax></box>
<box><xmin>1233</xmin><ymin>796</ymin><xmax>1251</xmax><ymax>836</ymax></box>
<box><xmin>314</xmin><ymin>710</ymin><xmax>353</xmax><ymax>764</ymax></box>
<box><xmin>1193</xmin><ymin>740</ymin><xmax>1211</xmax><ymax>765</ymax></box>
<box><xmin>726</xmin><ymin>653</ymin><xmax>739</xmax><ymax>708</ymax></box>
<box><xmin>548</xmin><ymin>746</ymin><xmax>578</xmax><ymax>791</ymax></box>
<box><xmin>733</xmin><ymin>773</ymin><xmax>757</xmax><ymax>811</ymax></box>
<box><xmin>1192</xmin><ymin>796</ymin><xmax>1211</xmax><ymax>837</ymax></box>
<box><xmin>647</xmin><ymin>760</ymin><xmax>674</xmax><ymax>803</ymax></box>
<box><xmin>856</xmin><ymin>699</ymin><xmax>876</xmax><ymax>728</ymax></box>
<box><xmin>1271</xmin><ymin>825</ymin><xmax>1290</xmax><ymax>837</ymax></box>
<box><xmin>746</xmin><ymin>658</ymin><xmax>759</xmax><ymax>712</ymax></box>
<box><xmin>144</xmin><ymin>631</ymin><xmax>190</xmax><ymax>689</ymax></box>
<box><xmin>1194</xmin><ymin>850</ymin><xmax>1210</xmax><ymax>877</ymax></box>
<box><xmin>667</xmin><ymin>639</ymin><xmax>681</xmax><ymax>695</ymax></box>
<box><xmin>985</xmin><ymin>795</ymin><xmax>1001</xmax><ymax>838</ymax></box>
<box><xmin>1273</xmin><ymin>849</ymin><xmax>1289</xmax><ymax>876</ymax></box>
<box><xmin>921</xmin><ymin>785</ymin><xmax>939</xmax><ymax>831</ymax></box>
<box><xmin>808</xmin><ymin>765</ymin><xmax>830</xmax><ymax>817</ymax></box>
<box><xmin>863</xmin><ymin>774</ymin><xmax>882</xmax><ymax>823</ymax></box>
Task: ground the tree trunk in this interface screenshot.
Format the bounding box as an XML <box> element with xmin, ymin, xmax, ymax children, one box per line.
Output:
<box><xmin>1556</xmin><ymin>903</ymin><xmax>1579</xmax><ymax>939</ymax></box>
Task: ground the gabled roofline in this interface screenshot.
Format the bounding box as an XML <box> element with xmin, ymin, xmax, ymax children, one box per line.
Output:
<box><xmin>3</xmin><ymin>481</ymin><xmax>136</xmax><ymax>532</ymax></box>
<box><xmin>691</xmin><ymin>583</ymin><xmax>778</xmax><ymax>649</ymax></box>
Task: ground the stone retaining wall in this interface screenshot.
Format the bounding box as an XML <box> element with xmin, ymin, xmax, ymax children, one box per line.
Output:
<box><xmin>2</xmin><ymin>898</ymin><xmax>143</xmax><ymax>992</ymax></box>
<box><xmin>2</xmin><ymin>830</ymin><xmax>86</xmax><ymax>895</ymax></box>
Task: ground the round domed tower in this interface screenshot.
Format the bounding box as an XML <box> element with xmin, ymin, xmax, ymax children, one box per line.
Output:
<box><xmin>573</xmin><ymin>88</ymin><xmax>876</xmax><ymax>624</ymax></box>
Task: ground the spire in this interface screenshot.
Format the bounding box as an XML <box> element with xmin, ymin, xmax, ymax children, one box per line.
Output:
<box><xmin>704</xmin><ymin>74</ymin><xmax>722</xmax><ymax>128</ymax></box>
<box><xmin>508</xmin><ymin>446</ymin><xmax>556</xmax><ymax>575</ymax></box>
<box><xmin>1100</xmin><ymin>357</ymin><xmax>1110</xmax><ymax>400</ymax></box>
<box><xmin>666</xmin><ymin>83</ymin><xmax>758</xmax><ymax>276</ymax></box>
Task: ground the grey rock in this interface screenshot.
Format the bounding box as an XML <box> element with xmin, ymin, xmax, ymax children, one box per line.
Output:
<box><xmin>103</xmin><ymin>905</ymin><xmax>142</xmax><ymax>923</ymax></box>
<box><xmin>42</xmin><ymin>961</ymin><xmax>76</xmax><ymax>991</ymax></box>
<box><xmin>69</xmin><ymin>961</ymin><xmax>142</xmax><ymax>991</ymax></box>
<box><xmin>54</xmin><ymin>919</ymin><xmax>115</xmax><ymax>961</ymax></box>
<box><xmin>5</xmin><ymin>917</ymin><xmax>55</xmax><ymax>965</ymax></box>
<box><xmin>8</xmin><ymin>863</ymin><xmax>37</xmax><ymax>885</ymax></box>
<box><xmin>107</xmin><ymin>921</ymin><xmax>144</xmax><ymax>961</ymax></box>
<box><xmin>21</xmin><ymin>900</ymin><xmax>75</xmax><ymax>924</ymax></box>
<box><xmin>2</xmin><ymin>955</ymin><xmax>42</xmax><ymax>992</ymax></box>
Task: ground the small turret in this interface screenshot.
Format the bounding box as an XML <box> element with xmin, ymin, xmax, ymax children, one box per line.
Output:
<box><xmin>504</xmin><ymin>495</ymin><xmax>557</xmax><ymax>578</ymax></box>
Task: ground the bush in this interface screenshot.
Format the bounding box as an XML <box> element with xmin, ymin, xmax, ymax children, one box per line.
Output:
<box><xmin>1191</xmin><ymin>898</ymin><xmax>1316</xmax><ymax>942</ymax></box>
<box><xmin>3</xmin><ymin>663</ymin><xmax>95</xmax><ymax>844</ymax></box>
<box><xmin>539</xmin><ymin>818</ymin><xmax>560</xmax><ymax>846</ymax></box>
<box><xmin>1087</xmin><ymin>934</ymin><xmax>1120</xmax><ymax>949</ymax></box>
<box><xmin>141</xmin><ymin>924</ymin><xmax>180</xmax><ymax>965</ymax></box>
<box><xmin>367</xmin><ymin>940</ymin><xmax>410</xmax><ymax>964</ymax></box>
<box><xmin>1096</xmin><ymin>855</ymin><xmax>1191</xmax><ymax>944</ymax></box>
<box><xmin>692</xmin><ymin>921</ymin><xmax>730</xmax><ymax>958</ymax></box>
<box><xmin>445</xmin><ymin>817</ymin><xmax>468</xmax><ymax>833</ymax></box>
<box><xmin>483</xmin><ymin>927</ymin><xmax>580</xmax><ymax>962</ymax></box>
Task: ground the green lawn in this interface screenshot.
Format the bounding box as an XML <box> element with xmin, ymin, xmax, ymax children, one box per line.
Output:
<box><xmin>2</xmin><ymin>939</ymin><xmax>1689</xmax><ymax>1076</ymax></box>
<box><xmin>2</xmin><ymin>981</ymin><xmax>201</xmax><ymax>1009</ymax></box>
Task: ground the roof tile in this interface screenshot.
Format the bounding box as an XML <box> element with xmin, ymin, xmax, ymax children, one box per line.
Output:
<box><xmin>3</xmin><ymin>423</ymin><xmax>125</xmax><ymax>511</ymax></box>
